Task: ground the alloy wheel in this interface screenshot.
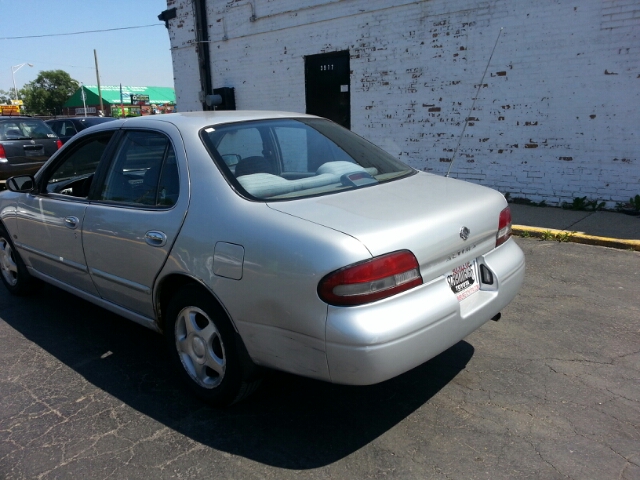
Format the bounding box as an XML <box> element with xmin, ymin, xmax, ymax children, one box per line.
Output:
<box><xmin>0</xmin><ymin>237</ymin><xmax>18</xmax><ymax>287</ymax></box>
<box><xmin>174</xmin><ymin>306</ymin><xmax>226</xmax><ymax>389</ymax></box>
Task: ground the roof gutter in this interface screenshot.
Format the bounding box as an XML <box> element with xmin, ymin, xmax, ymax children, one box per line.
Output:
<box><xmin>194</xmin><ymin>0</ymin><xmax>214</xmax><ymax>111</ymax></box>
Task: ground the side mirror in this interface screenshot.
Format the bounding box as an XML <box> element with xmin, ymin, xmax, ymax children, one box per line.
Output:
<box><xmin>6</xmin><ymin>175</ymin><xmax>35</xmax><ymax>193</ymax></box>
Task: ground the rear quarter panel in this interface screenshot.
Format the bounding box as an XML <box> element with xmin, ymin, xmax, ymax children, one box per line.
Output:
<box><xmin>157</xmin><ymin>128</ymin><xmax>371</xmax><ymax>380</ymax></box>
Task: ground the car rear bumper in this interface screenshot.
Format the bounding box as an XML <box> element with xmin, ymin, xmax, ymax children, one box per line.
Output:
<box><xmin>325</xmin><ymin>239</ymin><xmax>525</xmax><ymax>385</ymax></box>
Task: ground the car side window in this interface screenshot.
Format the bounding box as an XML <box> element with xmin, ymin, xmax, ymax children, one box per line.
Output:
<box><xmin>46</xmin><ymin>132</ymin><xmax>115</xmax><ymax>196</ymax></box>
<box><xmin>274</xmin><ymin>126</ymin><xmax>308</xmax><ymax>173</ymax></box>
<box><xmin>62</xmin><ymin>121</ymin><xmax>78</xmax><ymax>136</ymax></box>
<box><xmin>98</xmin><ymin>130</ymin><xmax>179</xmax><ymax>207</ymax></box>
<box><xmin>274</xmin><ymin>125</ymin><xmax>354</xmax><ymax>174</ymax></box>
<box><xmin>47</xmin><ymin>121</ymin><xmax>62</xmax><ymax>136</ymax></box>
<box><xmin>217</xmin><ymin>128</ymin><xmax>264</xmax><ymax>160</ymax></box>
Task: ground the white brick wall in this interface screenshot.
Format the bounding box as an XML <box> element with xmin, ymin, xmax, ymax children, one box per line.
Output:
<box><xmin>166</xmin><ymin>0</ymin><xmax>640</xmax><ymax>206</ymax></box>
<box><xmin>166</xmin><ymin>0</ymin><xmax>201</xmax><ymax>112</ymax></box>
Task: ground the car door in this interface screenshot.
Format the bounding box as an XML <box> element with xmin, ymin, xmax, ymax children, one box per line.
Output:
<box><xmin>14</xmin><ymin>130</ymin><xmax>117</xmax><ymax>295</ymax></box>
<box><xmin>82</xmin><ymin>126</ymin><xmax>187</xmax><ymax>318</ymax></box>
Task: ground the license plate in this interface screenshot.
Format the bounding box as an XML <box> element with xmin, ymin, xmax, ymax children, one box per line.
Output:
<box><xmin>25</xmin><ymin>148</ymin><xmax>43</xmax><ymax>157</ymax></box>
<box><xmin>447</xmin><ymin>260</ymin><xmax>479</xmax><ymax>301</ymax></box>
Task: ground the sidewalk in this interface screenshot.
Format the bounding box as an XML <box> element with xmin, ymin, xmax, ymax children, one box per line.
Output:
<box><xmin>509</xmin><ymin>204</ymin><xmax>640</xmax><ymax>251</ymax></box>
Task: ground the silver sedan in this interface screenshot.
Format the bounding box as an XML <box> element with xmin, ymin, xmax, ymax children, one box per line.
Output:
<box><xmin>0</xmin><ymin>111</ymin><xmax>525</xmax><ymax>406</ymax></box>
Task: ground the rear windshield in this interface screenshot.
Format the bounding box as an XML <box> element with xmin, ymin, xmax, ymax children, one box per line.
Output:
<box><xmin>200</xmin><ymin>118</ymin><xmax>414</xmax><ymax>201</ymax></box>
<box><xmin>0</xmin><ymin>120</ymin><xmax>57</xmax><ymax>141</ymax></box>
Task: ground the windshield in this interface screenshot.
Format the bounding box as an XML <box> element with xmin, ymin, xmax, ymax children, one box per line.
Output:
<box><xmin>200</xmin><ymin>118</ymin><xmax>414</xmax><ymax>201</ymax></box>
<box><xmin>0</xmin><ymin>120</ymin><xmax>57</xmax><ymax>141</ymax></box>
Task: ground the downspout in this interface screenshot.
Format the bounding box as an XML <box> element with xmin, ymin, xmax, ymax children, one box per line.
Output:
<box><xmin>194</xmin><ymin>0</ymin><xmax>214</xmax><ymax>111</ymax></box>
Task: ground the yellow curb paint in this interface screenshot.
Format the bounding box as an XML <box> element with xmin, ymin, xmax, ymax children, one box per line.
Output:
<box><xmin>512</xmin><ymin>225</ymin><xmax>640</xmax><ymax>252</ymax></box>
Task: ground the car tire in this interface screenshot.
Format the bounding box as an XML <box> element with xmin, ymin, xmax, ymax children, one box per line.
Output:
<box><xmin>0</xmin><ymin>224</ymin><xmax>40</xmax><ymax>296</ymax></box>
<box><xmin>165</xmin><ymin>285</ymin><xmax>262</xmax><ymax>406</ymax></box>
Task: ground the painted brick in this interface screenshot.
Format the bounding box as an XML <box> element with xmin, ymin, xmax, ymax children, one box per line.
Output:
<box><xmin>166</xmin><ymin>0</ymin><xmax>640</xmax><ymax>207</ymax></box>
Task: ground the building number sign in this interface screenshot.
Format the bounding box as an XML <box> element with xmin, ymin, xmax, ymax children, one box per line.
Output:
<box><xmin>320</xmin><ymin>64</ymin><xmax>334</xmax><ymax>71</ymax></box>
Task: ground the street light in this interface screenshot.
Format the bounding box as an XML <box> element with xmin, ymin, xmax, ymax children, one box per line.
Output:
<box><xmin>11</xmin><ymin>63</ymin><xmax>33</xmax><ymax>101</ymax></box>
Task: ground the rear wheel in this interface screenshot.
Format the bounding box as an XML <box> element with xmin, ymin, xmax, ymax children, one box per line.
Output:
<box><xmin>165</xmin><ymin>285</ymin><xmax>261</xmax><ymax>406</ymax></box>
<box><xmin>0</xmin><ymin>224</ymin><xmax>39</xmax><ymax>295</ymax></box>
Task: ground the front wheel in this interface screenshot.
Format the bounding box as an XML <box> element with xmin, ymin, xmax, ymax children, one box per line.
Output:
<box><xmin>0</xmin><ymin>224</ymin><xmax>40</xmax><ymax>295</ymax></box>
<box><xmin>165</xmin><ymin>285</ymin><xmax>261</xmax><ymax>406</ymax></box>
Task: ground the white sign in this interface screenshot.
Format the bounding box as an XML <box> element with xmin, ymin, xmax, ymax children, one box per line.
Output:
<box><xmin>76</xmin><ymin>107</ymin><xmax>96</xmax><ymax>114</ymax></box>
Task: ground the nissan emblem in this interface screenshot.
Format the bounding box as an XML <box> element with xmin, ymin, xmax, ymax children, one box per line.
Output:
<box><xmin>460</xmin><ymin>226</ymin><xmax>470</xmax><ymax>240</ymax></box>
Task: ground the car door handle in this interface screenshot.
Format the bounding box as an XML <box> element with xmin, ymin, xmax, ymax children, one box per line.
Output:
<box><xmin>145</xmin><ymin>230</ymin><xmax>167</xmax><ymax>247</ymax></box>
<box><xmin>64</xmin><ymin>216</ymin><xmax>80</xmax><ymax>229</ymax></box>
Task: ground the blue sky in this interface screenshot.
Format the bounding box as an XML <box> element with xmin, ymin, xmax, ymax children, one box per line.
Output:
<box><xmin>0</xmin><ymin>0</ymin><xmax>174</xmax><ymax>93</ymax></box>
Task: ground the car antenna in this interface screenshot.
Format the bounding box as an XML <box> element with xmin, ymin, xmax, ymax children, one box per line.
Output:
<box><xmin>446</xmin><ymin>27</ymin><xmax>503</xmax><ymax>178</ymax></box>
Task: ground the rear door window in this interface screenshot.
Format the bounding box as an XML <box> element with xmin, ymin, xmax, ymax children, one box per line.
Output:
<box><xmin>217</xmin><ymin>127</ymin><xmax>264</xmax><ymax>159</ymax></box>
<box><xmin>47</xmin><ymin>121</ymin><xmax>62</xmax><ymax>136</ymax></box>
<box><xmin>61</xmin><ymin>121</ymin><xmax>78</xmax><ymax>136</ymax></box>
<box><xmin>97</xmin><ymin>130</ymin><xmax>179</xmax><ymax>207</ymax></box>
<box><xmin>214</xmin><ymin>127</ymin><xmax>271</xmax><ymax>175</ymax></box>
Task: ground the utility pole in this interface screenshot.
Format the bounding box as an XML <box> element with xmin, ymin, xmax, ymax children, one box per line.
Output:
<box><xmin>80</xmin><ymin>83</ymin><xmax>88</xmax><ymax>117</ymax></box>
<box><xmin>94</xmin><ymin>50</ymin><xmax>104</xmax><ymax>116</ymax></box>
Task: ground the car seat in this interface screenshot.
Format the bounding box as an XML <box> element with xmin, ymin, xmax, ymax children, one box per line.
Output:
<box><xmin>138</xmin><ymin>161</ymin><xmax>179</xmax><ymax>206</ymax></box>
<box><xmin>234</xmin><ymin>156</ymin><xmax>274</xmax><ymax>177</ymax></box>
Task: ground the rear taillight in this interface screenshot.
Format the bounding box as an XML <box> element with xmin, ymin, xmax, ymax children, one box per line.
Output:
<box><xmin>496</xmin><ymin>206</ymin><xmax>512</xmax><ymax>247</ymax></box>
<box><xmin>0</xmin><ymin>144</ymin><xmax>6</xmax><ymax>160</ymax></box>
<box><xmin>56</xmin><ymin>139</ymin><xmax>63</xmax><ymax>150</ymax></box>
<box><xmin>318</xmin><ymin>250</ymin><xmax>423</xmax><ymax>306</ymax></box>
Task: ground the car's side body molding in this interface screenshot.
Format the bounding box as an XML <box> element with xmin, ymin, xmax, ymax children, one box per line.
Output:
<box><xmin>16</xmin><ymin>242</ymin><xmax>89</xmax><ymax>273</ymax></box>
<box><xmin>89</xmin><ymin>267</ymin><xmax>152</xmax><ymax>295</ymax></box>
<box><xmin>27</xmin><ymin>266</ymin><xmax>160</xmax><ymax>332</ymax></box>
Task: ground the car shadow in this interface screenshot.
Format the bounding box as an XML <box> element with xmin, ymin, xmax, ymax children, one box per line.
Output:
<box><xmin>1</xmin><ymin>285</ymin><xmax>474</xmax><ymax>469</ymax></box>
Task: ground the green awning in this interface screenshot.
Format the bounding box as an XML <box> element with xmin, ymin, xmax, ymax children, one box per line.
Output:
<box><xmin>64</xmin><ymin>85</ymin><xmax>175</xmax><ymax>107</ymax></box>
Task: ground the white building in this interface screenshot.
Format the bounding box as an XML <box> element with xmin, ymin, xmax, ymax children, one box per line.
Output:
<box><xmin>162</xmin><ymin>0</ymin><xmax>640</xmax><ymax>206</ymax></box>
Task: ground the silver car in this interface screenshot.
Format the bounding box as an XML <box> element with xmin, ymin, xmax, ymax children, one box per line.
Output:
<box><xmin>0</xmin><ymin>111</ymin><xmax>525</xmax><ymax>406</ymax></box>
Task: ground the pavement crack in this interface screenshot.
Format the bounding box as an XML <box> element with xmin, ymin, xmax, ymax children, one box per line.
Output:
<box><xmin>564</xmin><ymin>211</ymin><xmax>595</xmax><ymax>232</ymax></box>
<box><xmin>156</xmin><ymin>442</ymin><xmax>207</xmax><ymax>470</ymax></box>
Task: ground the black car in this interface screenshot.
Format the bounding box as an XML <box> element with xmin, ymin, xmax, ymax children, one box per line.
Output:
<box><xmin>46</xmin><ymin>117</ymin><xmax>116</xmax><ymax>144</ymax></box>
<box><xmin>0</xmin><ymin>117</ymin><xmax>62</xmax><ymax>181</ymax></box>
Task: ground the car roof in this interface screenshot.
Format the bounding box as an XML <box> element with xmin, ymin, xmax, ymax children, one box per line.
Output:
<box><xmin>0</xmin><ymin>116</ymin><xmax>39</xmax><ymax>121</ymax></box>
<box><xmin>74</xmin><ymin>117</ymin><xmax>116</xmax><ymax>125</ymax></box>
<box><xmin>112</xmin><ymin>111</ymin><xmax>318</xmax><ymax>130</ymax></box>
<box><xmin>53</xmin><ymin>111</ymin><xmax>322</xmax><ymax>139</ymax></box>
<box><xmin>45</xmin><ymin>117</ymin><xmax>112</xmax><ymax>122</ymax></box>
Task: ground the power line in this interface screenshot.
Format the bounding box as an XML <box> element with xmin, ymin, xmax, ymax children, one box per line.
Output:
<box><xmin>0</xmin><ymin>24</ymin><xmax>162</xmax><ymax>40</ymax></box>
<box><xmin>0</xmin><ymin>56</ymin><xmax>95</xmax><ymax>70</ymax></box>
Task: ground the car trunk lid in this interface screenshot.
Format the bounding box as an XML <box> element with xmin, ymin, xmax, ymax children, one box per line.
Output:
<box><xmin>2</xmin><ymin>138</ymin><xmax>58</xmax><ymax>164</ymax></box>
<box><xmin>267</xmin><ymin>172</ymin><xmax>508</xmax><ymax>284</ymax></box>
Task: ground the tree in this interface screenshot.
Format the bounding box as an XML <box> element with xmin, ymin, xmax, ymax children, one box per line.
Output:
<box><xmin>22</xmin><ymin>70</ymin><xmax>79</xmax><ymax>115</ymax></box>
<box><xmin>0</xmin><ymin>89</ymin><xmax>19</xmax><ymax>104</ymax></box>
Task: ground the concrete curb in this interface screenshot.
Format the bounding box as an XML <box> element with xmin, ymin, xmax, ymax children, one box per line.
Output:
<box><xmin>512</xmin><ymin>225</ymin><xmax>640</xmax><ymax>252</ymax></box>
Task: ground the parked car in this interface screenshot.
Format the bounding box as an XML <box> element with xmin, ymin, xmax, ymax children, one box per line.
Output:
<box><xmin>0</xmin><ymin>117</ymin><xmax>62</xmax><ymax>182</ymax></box>
<box><xmin>45</xmin><ymin>116</ymin><xmax>116</xmax><ymax>144</ymax></box>
<box><xmin>0</xmin><ymin>111</ymin><xmax>525</xmax><ymax>406</ymax></box>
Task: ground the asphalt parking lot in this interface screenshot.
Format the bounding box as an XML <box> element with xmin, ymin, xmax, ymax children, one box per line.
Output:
<box><xmin>1</xmin><ymin>238</ymin><xmax>638</xmax><ymax>479</ymax></box>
